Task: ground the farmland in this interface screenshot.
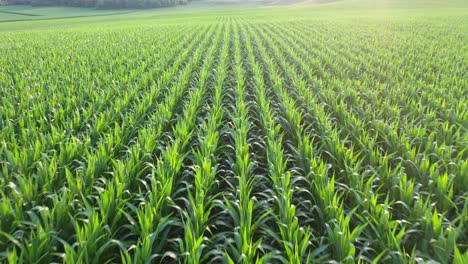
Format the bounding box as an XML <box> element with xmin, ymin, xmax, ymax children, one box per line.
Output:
<box><xmin>0</xmin><ymin>0</ymin><xmax>467</xmax><ymax>263</ymax></box>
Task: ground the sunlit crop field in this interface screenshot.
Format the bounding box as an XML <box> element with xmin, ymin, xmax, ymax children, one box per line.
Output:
<box><xmin>0</xmin><ymin>1</ymin><xmax>467</xmax><ymax>263</ymax></box>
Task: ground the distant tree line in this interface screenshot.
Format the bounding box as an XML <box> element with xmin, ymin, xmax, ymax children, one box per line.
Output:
<box><xmin>3</xmin><ymin>0</ymin><xmax>190</xmax><ymax>8</ymax></box>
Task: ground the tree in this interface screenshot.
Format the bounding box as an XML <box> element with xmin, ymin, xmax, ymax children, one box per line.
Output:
<box><xmin>6</xmin><ymin>0</ymin><xmax>31</xmax><ymax>4</ymax></box>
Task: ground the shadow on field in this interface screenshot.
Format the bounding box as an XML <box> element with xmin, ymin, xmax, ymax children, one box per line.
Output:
<box><xmin>0</xmin><ymin>10</ymin><xmax>41</xmax><ymax>16</ymax></box>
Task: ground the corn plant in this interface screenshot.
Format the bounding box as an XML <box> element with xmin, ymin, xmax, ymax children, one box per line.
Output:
<box><xmin>0</xmin><ymin>3</ymin><xmax>466</xmax><ymax>263</ymax></box>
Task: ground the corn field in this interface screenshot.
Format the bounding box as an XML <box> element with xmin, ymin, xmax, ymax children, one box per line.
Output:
<box><xmin>0</xmin><ymin>8</ymin><xmax>467</xmax><ymax>264</ymax></box>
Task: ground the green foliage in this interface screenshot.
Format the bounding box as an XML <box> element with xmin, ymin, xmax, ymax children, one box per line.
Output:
<box><xmin>0</xmin><ymin>1</ymin><xmax>467</xmax><ymax>263</ymax></box>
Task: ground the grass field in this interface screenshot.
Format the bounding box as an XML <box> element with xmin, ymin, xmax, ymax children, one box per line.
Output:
<box><xmin>0</xmin><ymin>5</ymin><xmax>135</xmax><ymax>22</ymax></box>
<box><xmin>0</xmin><ymin>0</ymin><xmax>467</xmax><ymax>263</ymax></box>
